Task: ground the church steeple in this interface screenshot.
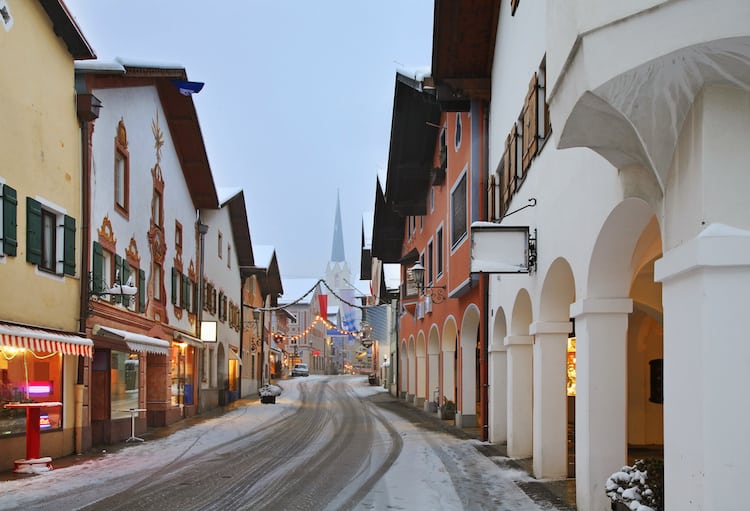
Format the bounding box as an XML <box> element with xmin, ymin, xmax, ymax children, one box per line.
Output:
<box><xmin>331</xmin><ymin>190</ymin><xmax>346</xmax><ymax>263</ymax></box>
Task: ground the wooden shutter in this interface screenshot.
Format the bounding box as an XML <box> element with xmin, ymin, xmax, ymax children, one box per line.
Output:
<box><xmin>63</xmin><ymin>215</ymin><xmax>76</xmax><ymax>276</ymax></box>
<box><xmin>26</xmin><ymin>198</ymin><xmax>41</xmax><ymax>265</ymax></box>
<box><xmin>139</xmin><ymin>269</ymin><xmax>146</xmax><ymax>312</ymax></box>
<box><xmin>92</xmin><ymin>241</ymin><xmax>104</xmax><ymax>294</ymax></box>
<box><xmin>522</xmin><ymin>73</ymin><xmax>538</xmax><ymax>174</ymax></box>
<box><xmin>510</xmin><ymin>0</ymin><xmax>520</xmax><ymax>16</ymax></box>
<box><xmin>181</xmin><ymin>274</ymin><xmax>188</xmax><ymax>309</ymax></box>
<box><xmin>171</xmin><ymin>267</ymin><xmax>178</xmax><ymax>305</ymax></box>
<box><xmin>2</xmin><ymin>185</ymin><xmax>17</xmax><ymax>256</ymax></box>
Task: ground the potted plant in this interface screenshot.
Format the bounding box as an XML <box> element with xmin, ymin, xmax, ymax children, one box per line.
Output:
<box><xmin>439</xmin><ymin>397</ymin><xmax>456</xmax><ymax>420</ymax></box>
<box><xmin>606</xmin><ymin>458</ymin><xmax>663</xmax><ymax>511</ymax></box>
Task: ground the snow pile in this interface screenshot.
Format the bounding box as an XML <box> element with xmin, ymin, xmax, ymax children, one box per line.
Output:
<box><xmin>605</xmin><ymin>458</ymin><xmax>663</xmax><ymax>511</ymax></box>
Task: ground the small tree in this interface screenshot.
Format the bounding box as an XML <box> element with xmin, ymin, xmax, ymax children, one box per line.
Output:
<box><xmin>606</xmin><ymin>458</ymin><xmax>664</xmax><ymax>511</ymax></box>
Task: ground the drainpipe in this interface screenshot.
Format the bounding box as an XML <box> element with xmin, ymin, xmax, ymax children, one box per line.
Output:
<box><xmin>196</xmin><ymin>216</ymin><xmax>208</xmax><ymax>412</ymax></box>
<box><xmin>75</xmin><ymin>87</ymin><xmax>101</xmax><ymax>454</ymax></box>
<box><xmin>480</xmin><ymin>102</ymin><xmax>490</xmax><ymax>442</ymax></box>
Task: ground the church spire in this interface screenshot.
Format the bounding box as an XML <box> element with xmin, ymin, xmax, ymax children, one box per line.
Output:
<box><xmin>331</xmin><ymin>190</ymin><xmax>346</xmax><ymax>263</ymax></box>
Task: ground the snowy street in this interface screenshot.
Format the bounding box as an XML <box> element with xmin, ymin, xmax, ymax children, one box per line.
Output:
<box><xmin>1</xmin><ymin>376</ymin><xmax>570</xmax><ymax>511</ymax></box>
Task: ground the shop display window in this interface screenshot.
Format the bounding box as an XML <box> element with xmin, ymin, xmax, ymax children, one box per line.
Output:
<box><xmin>110</xmin><ymin>350</ymin><xmax>140</xmax><ymax>420</ymax></box>
<box><xmin>0</xmin><ymin>348</ymin><xmax>63</xmax><ymax>436</ymax></box>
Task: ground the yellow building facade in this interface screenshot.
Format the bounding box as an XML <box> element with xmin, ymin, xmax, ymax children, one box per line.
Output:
<box><xmin>0</xmin><ymin>0</ymin><xmax>95</xmax><ymax>471</ymax></box>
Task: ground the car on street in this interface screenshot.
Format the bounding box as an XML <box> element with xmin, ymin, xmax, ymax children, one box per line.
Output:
<box><xmin>291</xmin><ymin>363</ymin><xmax>309</xmax><ymax>377</ymax></box>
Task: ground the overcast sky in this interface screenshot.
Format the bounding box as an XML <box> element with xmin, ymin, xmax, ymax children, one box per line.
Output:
<box><xmin>64</xmin><ymin>0</ymin><xmax>434</xmax><ymax>282</ymax></box>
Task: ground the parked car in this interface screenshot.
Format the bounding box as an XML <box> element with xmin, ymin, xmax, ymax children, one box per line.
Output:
<box><xmin>291</xmin><ymin>363</ymin><xmax>309</xmax><ymax>377</ymax></box>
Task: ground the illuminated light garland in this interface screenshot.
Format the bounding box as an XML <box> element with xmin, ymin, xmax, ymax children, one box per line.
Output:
<box><xmin>271</xmin><ymin>315</ymin><xmax>363</xmax><ymax>343</ymax></box>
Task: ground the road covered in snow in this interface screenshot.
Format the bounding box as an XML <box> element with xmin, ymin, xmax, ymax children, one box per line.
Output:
<box><xmin>0</xmin><ymin>375</ymin><xmax>566</xmax><ymax>511</ymax></box>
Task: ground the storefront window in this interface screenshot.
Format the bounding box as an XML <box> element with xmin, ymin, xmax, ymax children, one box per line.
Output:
<box><xmin>110</xmin><ymin>350</ymin><xmax>139</xmax><ymax>420</ymax></box>
<box><xmin>566</xmin><ymin>337</ymin><xmax>576</xmax><ymax>397</ymax></box>
<box><xmin>0</xmin><ymin>348</ymin><xmax>63</xmax><ymax>436</ymax></box>
<box><xmin>170</xmin><ymin>343</ymin><xmax>194</xmax><ymax>406</ymax></box>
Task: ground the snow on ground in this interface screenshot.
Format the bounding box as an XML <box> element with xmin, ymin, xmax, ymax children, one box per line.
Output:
<box><xmin>1</xmin><ymin>376</ymin><xmax>556</xmax><ymax>511</ymax></box>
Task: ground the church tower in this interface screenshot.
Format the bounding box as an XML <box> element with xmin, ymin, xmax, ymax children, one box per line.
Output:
<box><xmin>325</xmin><ymin>191</ymin><xmax>351</xmax><ymax>291</ymax></box>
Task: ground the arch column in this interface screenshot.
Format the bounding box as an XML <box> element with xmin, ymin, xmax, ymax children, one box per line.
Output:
<box><xmin>427</xmin><ymin>351</ymin><xmax>440</xmax><ymax>410</ymax></box>
<box><xmin>441</xmin><ymin>349</ymin><xmax>456</xmax><ymax>404</ymax></box>
<box><xmin>530</xmin><ymin>321</ymin><xmax>571</xmax><ymax>479</ymax></box>
<box><xmin>570</xmin><ymin>298</ymin><xmax>632</xmax><ymax>511</ymax></box>
<box><xmin>655</xmin><ymin>225</ymin><xmax>750</xmax><ymax>510</ymax></box>
<box><xmin>505</xmin><ymin>335</ymin><xmax>532</xmax><ymax>458</ymax></box>
<box><xmin>416</xmin><ymin>351</ymin><xmax>427</xmax><ymax>408</ymax></box>
<box><xmin>488</xmin><ymin>337</ymin><xmax>507</xmax><ymax>443</ymax></box>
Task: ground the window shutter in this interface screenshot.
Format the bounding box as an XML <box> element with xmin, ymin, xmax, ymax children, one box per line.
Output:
<box><xmin>63</xmin><ymin>215</ymin><xmax>76</xmax><ymax>276</ymax></box>
<box><xmin>171</xmin><ymin>267</ymin><xmax>178</xmax><ymax>305</ymax></box>
<box><xmin>181</xmin><ymin>274</ymin><xmax>188</xmax><ymax>309</ymax></box>
<box><xmin>122</xmin><ymin>260</ymin><xmax>131</xmax><ymax>285</ymax></box>
<box><xmin>114</xmin><ymin>254</ymin><xmax>123</xmax><ymax>304</ymax></box>
<box><xmin>26</xmin><ymin>197</ymin><xmax>41</xmax><ymax>265</ymax></box>
<box><xmin>139</xmin><ymin>269</ymin><xmax>146</xmax><ymax>311</ymax></box>
<box><xmin>1</xmin><ymin>184</ymin><xmax>17</xmax><ymax>256</ymax></box>
<box><xmin>522</xmin><ymin>73</ymin><xmax>538</xmax><ymax>174</ymax></box>
<box><xmin>92</xmin><ymin>241</ymin><xmax>104</xmax><ymax>294</ymax></box>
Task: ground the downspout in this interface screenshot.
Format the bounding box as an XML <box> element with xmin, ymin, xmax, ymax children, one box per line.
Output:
<box><xmin>480</xmin><ymin>102</ymin><xmax>490</xmax><ymax>442</ymax></box>
<box><xmin>75</xmin><ymin>86</ymin><xmax>100</xmax><ymax>455</ymax></box>
<box><xmin>197</xmin><ymin>216</ymin><xmax>208</xmax><ymax>412</ymax></box>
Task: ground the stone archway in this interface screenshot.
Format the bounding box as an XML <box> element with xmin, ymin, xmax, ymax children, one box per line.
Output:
<box><xmin>488</xmin><ymin>306</ymin><xmax>508</xmax><ymax>443</ymax></box>
<box><xmin>507</xmin><ymin>289</ymin><xmax>533</xmax><ymax>458</ymax></box>
<box><xmin>574</xmin><ymin>197</ymin><xmax>659</xmax><ymax>510</ymax></box>
<box><xmin>407</xmin><ymin>336</ymin><xmax>416</xmax><ymax>403</ymax></box>
<box><xmin>441</xmin><ymin>317</ymin><xmax>458</xmax><ymax>406</ymax></box>
<box><xmin>459</xmin><ymin>305</ymin><xmax>481</xmax><ymax>428</ymax></box>
<box><xmin>416</xmin><ymin>331</ymin><xmax>427</xmax><ymax>408</ymax></box>
<box><xmin>399</xmin><ymin>338</ymin><xmax>408</xmax><ymax>399</ymax></box>
<box><xmin>534</xmin><ymin>257</ymin><xmax>575</xmax><ymax>479</ymax></box>
<box><xmin>427</xmin><ymin>325</ymin><xmax>440</xmax><ymax>412</ymax></box>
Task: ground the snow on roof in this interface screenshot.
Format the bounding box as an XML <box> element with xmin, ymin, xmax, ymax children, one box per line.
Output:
<box><xmin>217</xmin><ymin>187</ymin><xmax>243</xmax><ymax>205</ymax></box>
<box><xmin>396</xmin><ymin>66</ymin><xmax>431</xmax><ymax>83</ymax></box>
<box><xmin>384</xmin><ymin>264</ymin><xmax>401</xmax><ymax>291</ymax></box>
<box><xmin>362</xmin><ymin>212</ymin><xmax>373</xmax><ymax>249</ymax></box>
<box><xmin>253</xmin><ymin>245</ymin><xmax>275</xmax><ymax>269</ymax></box>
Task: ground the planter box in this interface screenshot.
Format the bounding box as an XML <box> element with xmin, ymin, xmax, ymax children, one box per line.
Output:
<box><xmin>260</xmin><ymin>395</ymin><xmax>276</xmax><ymax>404</ymax></box>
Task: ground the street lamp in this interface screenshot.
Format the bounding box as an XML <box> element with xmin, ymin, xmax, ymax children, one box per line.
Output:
<box><xmin>410</xmin><ymin>262</ymin><xmax>446</xmax><ymax>303</ymax></box>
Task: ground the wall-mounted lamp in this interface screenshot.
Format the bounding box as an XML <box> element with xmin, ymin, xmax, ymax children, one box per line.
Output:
<box><xmin>89</xmin><ymin>270</ymin><xmax>138</xmax><ymax>308</ymax></box>
<box><xmin>410</xmin><ymin>262</ymin><xmax>446</xmax><ymax>303</ymax></box>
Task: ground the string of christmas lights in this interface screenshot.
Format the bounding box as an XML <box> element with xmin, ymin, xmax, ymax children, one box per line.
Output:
<box><xmin>271</xmin><ymin>315</ymin><xmax>363</xmax><ymax>343</ymax></box>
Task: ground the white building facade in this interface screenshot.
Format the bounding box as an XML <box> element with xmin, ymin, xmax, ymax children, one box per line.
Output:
<box><xmin>479</xmin><ymin>1</ymin><xmax>750</xmax><ymax>510</ymax></box>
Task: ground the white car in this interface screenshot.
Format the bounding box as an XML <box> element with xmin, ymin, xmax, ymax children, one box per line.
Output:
<box><xmin>291</xmin><ymin>363</ymin><xmax>309</xmax><ymax>377</ymax></box>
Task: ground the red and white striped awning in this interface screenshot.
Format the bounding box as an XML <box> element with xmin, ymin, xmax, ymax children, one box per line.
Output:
<box><xmin>0</xmin><ymin>323</ymin><xmax>93</xmax><ymax>357</ymax></box>
<box><xmin>92</xmin><ymin>325</ymin><xmax>170</xmax><ymax>356</ymax></box>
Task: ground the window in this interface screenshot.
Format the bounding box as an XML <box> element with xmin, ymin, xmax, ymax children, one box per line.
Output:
<box><xmin>427</xmin><ymin>240</ymin><xmax>434</xmax><ymax>286</ymax></box>
<box><xmin>114</xmin><ymin>119</ymin><xmax>130</xmax><ymax>216</ymax></box>
<box><xmin>103</xmin><ymin>350</ymin><xmax>140</xmax><ymax>420</ymax></box>
<box><xmin>1</xmin><ymin>183</ymin><xmax>18</xmax><ymax>256</ymax></box>
<box><xmin>218</xmin><ymin>232</ymin><xmax>223</xmax><ymax>259</ymax></box>
<box><xmin>152</xmin><ymin>191</ymin><xmax>162</xmax><ymax>227</ymax></box>
<box><xmin>114</xmin><ymin>148</ymin><xmax>129</xmax><ymax>214</ymax></box>
<box><xmin>436</xmin><ymin>226</ymin><xmax>444</xmax><ymax>278</ymax></box>
<box><xmin>26</xmin><ymin>197</ymin><xmax>76</xmax><ymax>275</ymax></box>
<box><xmin>153</xmin><ymin>263</ymin><xmax>162</xmax><ymax>301</ymax></box>
<box><xmin>455</xmin><ymin>113</ymin><xmax>462</xmax><ymax>149</ymax></box>
<box><xmin>0</xmin><ymin>347</ymin><xmax>63</xmax><ymax>435</ymax></box>
<box><xmin>175</xmin><ymin>221</ymin><xmax>182</xmax><ymax>251</ymax></box>
<box><xmin>450</xmin><ymin>172</ymin><xmax>468</xmax><ymax>248</ymax></box>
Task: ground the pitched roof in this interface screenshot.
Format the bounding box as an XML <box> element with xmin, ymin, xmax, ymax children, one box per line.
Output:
<box><xmin>39</xmin><ymin>0</ymin><xmax>96</xmax><ymax>60</ymax></box>
<box><xmin>75</xmin><ymin>58</ymin><xmax>218</xmax><ymax>209</ymax></box>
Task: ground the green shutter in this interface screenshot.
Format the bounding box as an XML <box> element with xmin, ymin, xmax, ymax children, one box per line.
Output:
<box><xmin>171</xmin><ymin>267</ymin><xmax>178</xmax><ymax>305</ymax></box>
<box><xmin>139</xmin><ymin>269</ymin><xmax>146</xmax><ymax>312</ymax></box>
<box><xmin>26</xmin><ymin>197</ymin><xmax>41</xmax><ymax>265</ymax></box>
<box><xmin>181</xmin><ymin>274</ymin><xmax>188</xmax><ymax>309</ymax></box>
<box><xmin>1</xmin><ymin>184</ymin><xmax>18</xmax><ymax>256</ymax></box>
<box><xmin>63</xmin><ymin>215</ymin><xmax>76</xmax><ymax>276</ymax></box>
<box><xmin>114</xmin><ymin>254</ymin><xmax>123</xmax><ymax>304</ymax></box>
<box><xmin>92</xmin><ymin>242</ymin><xmax>104</xmax><ymax>294</ymax></box>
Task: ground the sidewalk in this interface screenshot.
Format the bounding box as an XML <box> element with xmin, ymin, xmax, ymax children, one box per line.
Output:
<box><xmin>369</xmin><ymin>391</ymin><xmax>577</xmax><ymax>511</ymax></box>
